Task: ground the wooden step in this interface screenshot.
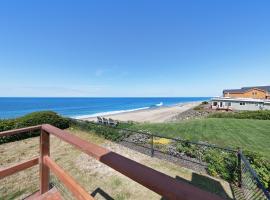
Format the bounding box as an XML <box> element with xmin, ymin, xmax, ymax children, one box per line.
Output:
<box><xmin>25</xmin><ymin>188</ymin><xmax>63</xmax><ymax>200</ymax></box>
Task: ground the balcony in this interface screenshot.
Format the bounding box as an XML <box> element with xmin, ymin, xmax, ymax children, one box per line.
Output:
<box><xmin>0</xmin><ymin>124</ymin><xmax>225</xmax><ymax>200</ymax></box>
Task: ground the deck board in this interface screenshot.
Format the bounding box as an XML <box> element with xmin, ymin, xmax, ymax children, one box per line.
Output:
<box><xmin>25</xmin><ymin>188</ymin><xmax>63</xmax><ymax>200</ymax></box>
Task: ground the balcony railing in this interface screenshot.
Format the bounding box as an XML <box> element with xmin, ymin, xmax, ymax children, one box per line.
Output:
<box><xmin>0</xmin><ymin>124</ymin><xmax>224</xmax><ymax>200</ymax></box>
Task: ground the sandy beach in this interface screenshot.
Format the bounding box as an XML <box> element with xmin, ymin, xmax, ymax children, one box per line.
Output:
<box><xmin>83</xmin><ymin>101</ymin><xmax>201</xmax><ymax>123</ymax></box>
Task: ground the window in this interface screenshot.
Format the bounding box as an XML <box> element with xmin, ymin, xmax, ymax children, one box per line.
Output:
<box><xmin>240</xmin><ymin>102</ymin><xmax>245</xmax><ymax>105</ymax></box>
<box><xmin>225</xmin><ymin>102</ymin><xmax>231</xmax><ymax>106</ymax></box>
<box><xmin>213</xmin><ymin>102</ymin><xmax>217</xmax><ymax>106</ymax></box>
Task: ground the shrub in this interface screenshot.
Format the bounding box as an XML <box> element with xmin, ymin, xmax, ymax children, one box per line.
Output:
<box><xmin>0</xmin><ymin>111</ymin><xmax>69</xmax><ymax>144</ymax></box>
<box><xmin>209</xmin><ymin>110</ymin><xmax>270</xmax><ymax>120</ymax></box>
<box><xmin>15</xmin><ymin>111</ymin><xmax>69</xmax><ymax>129</ymax></box>
<box><xmin>175</xmin><ymin>140</ymin><xmax>269</xmax><ymax>190</ymax></box>
<box><xmin>69</xmin><ymin>119</ymin><xmax>132</xmax><ymax>141</ymax></box>
<box><xmin>203</xmin><ymin>149</ymin><xmax>237</xmax><ymax>182</ymax></box>
<box><xmin>193</xmin><ymin>101</ymin><xmax>208</xmax><ymax>110</ymax></box>
<box><xmin>176</xmin><ymin>142</ymin><xmax>198</xmax><ymax>158</ymax></box>
<box><xmin>193</xmin><ymin>105</ymin><xmax>202</xmax><ymax>110</ymax></box>
<box><xmin>175</xmin><ymin>141</ymin><xmax>238</xmax><ymax>181</ymax></box>
<box><xmin>244</xmin><ymin>151</ymin><xmax>270</xmax><ymax>190</ymax></box>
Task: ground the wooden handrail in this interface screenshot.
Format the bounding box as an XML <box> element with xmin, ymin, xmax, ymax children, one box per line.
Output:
<box><xmin>43</xmin><ymin>156</ymin><xmax>94</xmax><ymax>200</ymax></box>
<box><xmin>42</xmin><ymin>124</ymin><xmax>223</xmax><ymax>200</ymax></box>
<box><xmin>0</xmin><ymin>125</ymin><xmax>41</xmax><ymax>137</ymax></box>
<box><xmin>0</xmin><ymin>157</ymin><xmax>39</xmax><ymax>179</ymax></box>
<box><xmin>42</xmin><ymin>124</ymin><xmax>109</xmax><ymax>160</ymax></box>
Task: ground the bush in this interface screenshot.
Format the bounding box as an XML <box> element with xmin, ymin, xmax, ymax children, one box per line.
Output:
<box><xmin>0</xmin><ymin>111</ymin><xmax>69</xmax><ymax>144</ymax></box>
<box><xmin>203</xmin><ymin>149</ymin><xmax>237</xmax><ymax>182</ymax></box>
<box><xmin>15</xmin><ymin>111</ymin><xmax>70</xmax><ymax>129</ymax></box>
<box><xmin>175</xmin><ymin>141</ymin><xmax>238</xmax><ymax>181</ymax></box>
<box><xmin>193</xmin><ymin>101</ymin><xmax>208</xmax><ymax>110</ymax></box>
<box><xmin>175</xmin><ymin>140</ymin><xmax>269</xmax><ymax>190</ymax></box>
<box><xmin>193</xmin><ymin>105</ymin><xmax>202</xmax><ymax>110</ymax></box>
<box><xmin>244</xmin><ymin>151</ymin><xmax>270</xmax><ymax>190</ymax></box>
<box><xmin>209</xmin><ymin>110</ymin><xmax>270</xmax><ymax>120</ymax></box>
<box><xmin>176</xmin><ymin>142</ymin><xmax>198</xmax><ymax>158</ymax></box>
<box><xmin>69</xmin><ymin>119</ymin><xmax>132</xmax><ymax>141</ymax></box>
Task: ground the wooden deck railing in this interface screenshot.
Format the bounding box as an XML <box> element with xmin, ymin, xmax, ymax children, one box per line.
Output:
<box><xmin>0</xmin><ymin>124</ymin><xmax>224</xmax><ymax>200</ymax></box>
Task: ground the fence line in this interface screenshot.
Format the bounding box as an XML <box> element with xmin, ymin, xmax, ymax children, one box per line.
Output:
<box><xmin>75</xmin><ymin>119</ymin><xmax>237</xmax><ymax>152</ymax></box>
<box><xmin>73</xmin><ymin>119</ymin><xmax>270</xmax><ymax>200</ymax></box>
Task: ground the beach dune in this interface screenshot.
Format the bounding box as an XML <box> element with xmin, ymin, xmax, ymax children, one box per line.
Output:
<box><xmin>83</xmin><ymin>102</ymin><xmax>201</xmax><ymax>123</ymax></box>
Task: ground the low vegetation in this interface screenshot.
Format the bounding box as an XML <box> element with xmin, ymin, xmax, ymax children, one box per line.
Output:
<box><xmin>127</xmin><ymin>118</ymin><xmax>270</xmax><ymax>190</ymax></box>
<box><xmin>1</xmin><ymin>111</ymin><xmax>269</xmax><ymax>192</ymax></box>
<box><xmin>0</xmin><ymin>128</ymin><xmax>233</xmax><ymax>200</ymax></box>
<box><xmin>129</xmin><ymin>118</ymin><xmax>270</xmax><ymax>158</ymax></box>
<box><xmin>209</xmin><ymin>110</ymin><xmax>270</xmax><ymax>120</ymax></box>
<box><xmin>193</xmin><ymin>101</ymin><xmax>208</xmax><ymax>111</ymax></box>
<box><xmin>174</xmin><ymin>141</ymin><xmax>237</xmax><ymax>182</ymax></box>
<box><xmin>69</xmin><ymin>118</ymin><xmax>132</xmax><ymax>141</ymax></box>
<box><xmin>64</xmin><ymin>120</ymin><xmax>270</xmax><ymax>192</ymax></box>
<box><xmin>0</xmin><ymin>111</ymin><xmax>69</xmax><ymax>144</ymax></box>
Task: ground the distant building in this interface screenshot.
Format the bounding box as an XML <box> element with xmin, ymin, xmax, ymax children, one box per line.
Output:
<box><xmin>211</xmin><ymin>97</ymin><xmax>270</xmax><ymax>111</ymax></box>
<box><xmin>211</xmin><ymin>86</ymin><xmax>270</xmax><ymax>111</ymax></box>
<box><xmin>223</xmin><ymin>86</ymin><xmax>270</xmax><ymax>99</ymax></box>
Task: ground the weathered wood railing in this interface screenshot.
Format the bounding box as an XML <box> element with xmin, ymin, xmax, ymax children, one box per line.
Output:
<box><xmin>0</xmin><ymin>124</ymin><xmax>224</xmax><ymax>200</ymax></box>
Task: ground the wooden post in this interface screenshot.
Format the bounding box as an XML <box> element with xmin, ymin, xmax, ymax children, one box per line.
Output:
<box><xmin>237</xmin><ymin>148</ymin><xmax>242</xmax><ymax>188</ymax></box>
<box><xmin>40</xmin><ymin>129</ymin><xmax>50</xmax><ymax>194</ymax></box>
<box><xmin>151</xmin><ymin>134</ymin><xmax>154</xmax><ymax>157</ymax></box>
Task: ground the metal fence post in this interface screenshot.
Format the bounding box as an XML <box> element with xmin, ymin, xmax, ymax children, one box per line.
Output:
<box><xmin>151</xmin><ymin>134</ymin><xmax>154</xmax><ymax>157</ymax></box>
<box><xmin>237</xmin><ymin>148</ymin><xmax>242</xmax><ymax>188</ymax></box>
<box><xmin>40</xmin><ymin>129</ymin><xmax>50</xmax><ymax>194</ymax></box>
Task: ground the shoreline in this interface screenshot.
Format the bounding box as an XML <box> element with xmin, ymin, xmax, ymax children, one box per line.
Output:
<box><xmin>82</xmin><ymin>101</ymin><xmax>202</xmax><ymax>123</ymax></box>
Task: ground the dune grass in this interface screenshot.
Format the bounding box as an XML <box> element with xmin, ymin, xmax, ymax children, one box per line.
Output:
<box><xmin>130</xmin><ymin>118</ymin><xmax>270</xmax><ymax>159</ymax></box>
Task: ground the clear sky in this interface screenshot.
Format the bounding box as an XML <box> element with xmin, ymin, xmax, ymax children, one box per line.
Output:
<box><xmin>0</xmin><ymin>0</ymin><xmax>269</xmax><ymax>97</ymax></box>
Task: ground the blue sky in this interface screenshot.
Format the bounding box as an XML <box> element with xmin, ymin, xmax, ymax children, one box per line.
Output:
<box><xmin>0</xmin><ymin>0</ymin><xmax>269</xmax><ymax>97</ymax></box>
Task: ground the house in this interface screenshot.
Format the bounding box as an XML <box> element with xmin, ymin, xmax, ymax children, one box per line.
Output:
<box><xmin>223</xmin><ymin>86</ymin><xmax>270</xmax><ymax>99</ymax></box>
<box><xmin>211</xmin><ymin>97</ymin><xmax>270</xmax><ymax>111</ymax></box>
<box><xmin>211</xmin><ymin>85</ymin><xmax>270</xmax><ymax>111</ymax></box>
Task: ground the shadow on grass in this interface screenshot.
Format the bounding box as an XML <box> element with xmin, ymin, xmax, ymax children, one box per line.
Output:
<box><xmin>161</xmin><ymin>172</ymin><xmax>234</xmax><ymax>200</ymax></box>
<box><xmin>91</xmin><ymin>187</ymin><xmax>114</xmax><ymax>200</ymax></box>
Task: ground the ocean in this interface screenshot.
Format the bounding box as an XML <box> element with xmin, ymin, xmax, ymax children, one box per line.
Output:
<box><xmin>0</xmin><ymin>97</ymin><xmax>210</xmax><ymax>119</ymax></box>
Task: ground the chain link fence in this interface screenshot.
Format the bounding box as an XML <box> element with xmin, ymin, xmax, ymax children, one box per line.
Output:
<box><xmin>238</xmin><ymin>153</ymin><xmax>270</xmax><ymax>200</ymax></box>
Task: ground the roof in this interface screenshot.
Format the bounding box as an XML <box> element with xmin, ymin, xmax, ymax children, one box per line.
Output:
<box><xmin>223</xmin><ymin>86</ymin><xmax>270</xmax><ymax>94</ymax></box>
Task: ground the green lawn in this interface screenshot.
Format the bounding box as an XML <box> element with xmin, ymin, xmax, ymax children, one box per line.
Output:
<box><xmin>130</xmin><ymin>118</ymin><xmax>270</xmax><ymax>159</ymax></box>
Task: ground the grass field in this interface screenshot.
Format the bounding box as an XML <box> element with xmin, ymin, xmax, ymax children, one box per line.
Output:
<box><xmin>130</xmin><ymin>118</ymin><xmax>270</xmax><ymax>158</ymax></box>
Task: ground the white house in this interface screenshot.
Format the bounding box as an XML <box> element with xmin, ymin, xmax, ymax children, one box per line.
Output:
<box><xmin>211</xmin><ymin>97</ymin><xmax>270</xmax><ymax>111</ymax></box>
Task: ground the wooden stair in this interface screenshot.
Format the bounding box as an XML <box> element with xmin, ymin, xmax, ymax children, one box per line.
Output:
<box><xmin>25</xmin><ymin>188</ymin><xmax>63</xmax><ymax>200</ymax></box>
